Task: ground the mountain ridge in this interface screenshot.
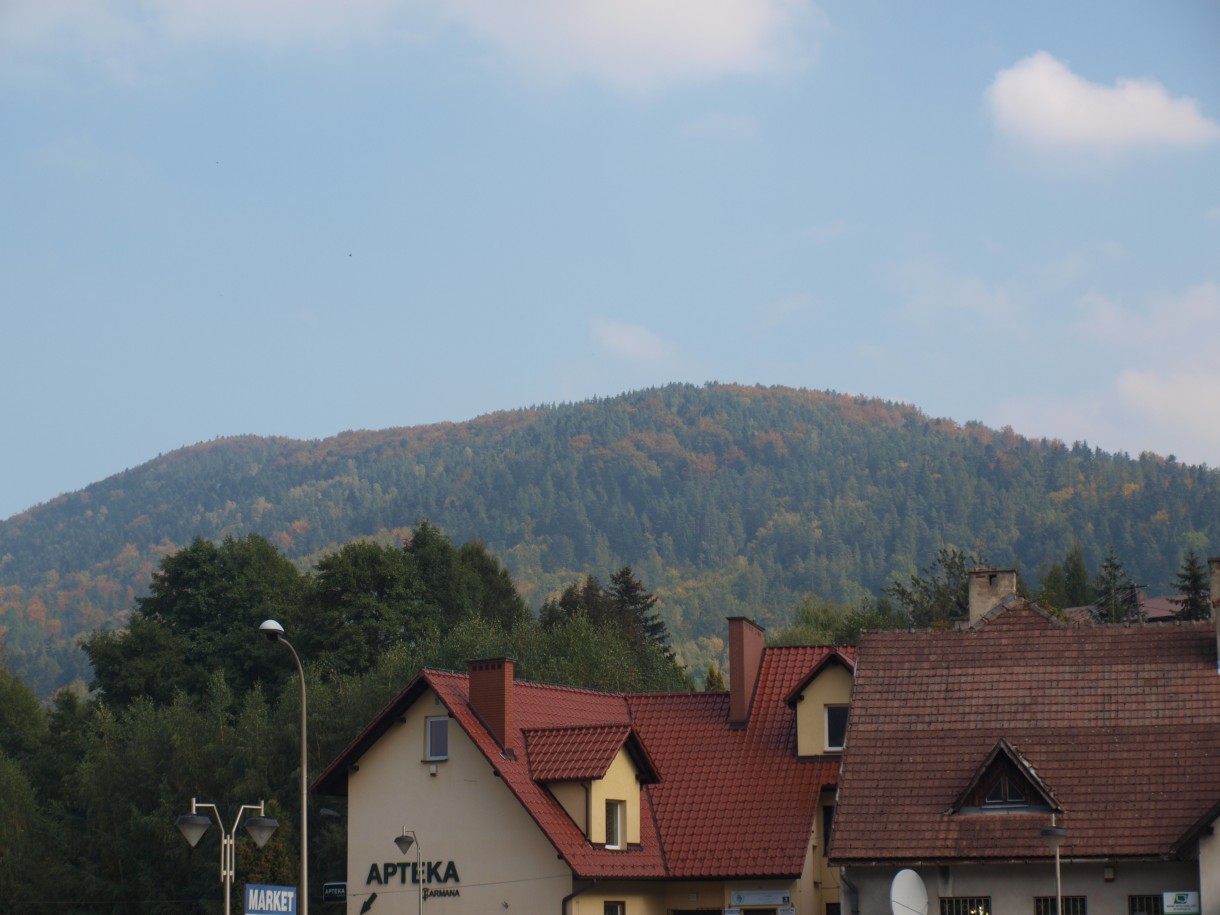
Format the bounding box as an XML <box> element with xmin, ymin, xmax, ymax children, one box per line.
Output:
<box><xmin>3</xmin><ymin>382</ymin><xmax>1216</xmax><ymax>697</ymax></box>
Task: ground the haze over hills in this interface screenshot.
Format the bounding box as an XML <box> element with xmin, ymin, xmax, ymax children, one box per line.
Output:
<box><xmin>3</xmin><ymin>382</ymin><xmax>1218</xmax><ymax>697</ymax></box>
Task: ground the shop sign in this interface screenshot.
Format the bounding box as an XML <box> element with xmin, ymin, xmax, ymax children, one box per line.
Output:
<box><xmin>723</xmin><ymin>909</ymin><xmax>742</xmax><ymax>915</ymax></box>
<box><xmin>1164</xmin><ymin>892</ymin><xmax>1200</xmax><ymax>914</ymax></box>
<box><xmin>322</xmin><ymin>883</ymin><xmax>346</xmax><ymax>905</ymax></box>
<box><xmin>244</xmin><ymin>884</ymin><xmax>297</xmax><ymax>915</ymax></box>
<box><xmin>730</xmin><ymin>890</ymin><xmax>791</xmax><ymax>905</ymax></box>
<box><xmin>778</xmin><ymin>908</ymin><xmax>796</xmax><ymax>915</ymax></box>
<box><xmin>367</xmin><ymin>860</ymin><xmax>461</xmax><ymax>899</ymax></box>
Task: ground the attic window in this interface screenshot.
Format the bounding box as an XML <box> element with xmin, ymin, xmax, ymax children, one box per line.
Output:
<box><xmin>826</xmin><ymin>705</ymin><xmax>849</xmax><ymax>752</ymax></box>
<box><xmin>426</xmin><ymin>717</ymin><xmax>449</xmax><ymax>761</ymax></box>
<box><xmin>605</xmin><ymin>800</ymin><xmax>625</xmax><ymax>849</ymax></box>
<box><xmin>983</xmin><ymin>775</ymin><xmax>1026</xmax><ymax>808</ymax></box>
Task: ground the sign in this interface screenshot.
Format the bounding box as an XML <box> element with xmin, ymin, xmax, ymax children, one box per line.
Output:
<box><xmin>723</xmin><ymin>909</ymin><xmax>742</xmax><ymax>915</ymax></box>
<box><xmin>730</xmin><ymin>890</ymin><xmax>791</xmax><ymax>905</ymax></box>
<box><xmin>322</xmin><ymin>883</ymin><xmax>346</xmax><ymax>905</ymax></box>
<box><xmin>1164</xmin><ymin>892</ymin><xmax>1200</xmax><ymax>915</ymax></box>
<box><xmin>245</xmin><ymin>884</ymin><xmax>297</xmax><ymax>915</ymax></box>
<box><xmin>778</xmin><ymin>908</ymin><xmax>796</xmax><ymax>915</ymax></box>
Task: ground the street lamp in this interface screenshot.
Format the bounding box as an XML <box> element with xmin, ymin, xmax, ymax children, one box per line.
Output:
<box><xmin>394</xmin><ymin>828</ymin><xmax>422</xmax><ymax>915</ymax></box>
<box><xmin>177</xmin><ymin>798</ymin><xmax>278</xmax><ymax>915</ymax></box>
<box><xmin>261</xmin><ymin>618</ymin><xmax>309</xmax><ymax>915</ymax></box>
<box><xmin>1041</xmin><ymin>817</ymin><xmax>1067</xmax><ymax>915</ymax></box>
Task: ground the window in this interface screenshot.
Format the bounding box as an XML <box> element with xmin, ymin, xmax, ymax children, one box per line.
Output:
<box><xmin>426</xmin><ymin>716</ymin><xmax>448</xmax><ymax>761</ymax></box>
<box><xmin>1128</xmin><ymin>897</ymin><xmax>1163</xmax><ymax>915</ymax></box>
<box><xmin>604</xmin><ymin>903</ymin><xmax>625</xmax><ymax>915</ymax></box>
<box><xmin>827</xmin><ymin>905</ymin><xmax>842</xmax><ymax>915</ymax></box>
<box><xmin>984</xmin><ymin>775</ymin><xmax>1026</xmax><ymax>808</ymax></box>
<box><xmin>1035</xmin><ymin>898</ymin><xmax>1087</xmax><ymax>915</ymax></box>
<box><xmin>826</xmin><ymin>705</ymin><xmax>849</xmax><ymax>751</ymax></box>
<box><xmin>940</xmin><ymin>898</ymin><xmax>991</xmax><ymax>915</ymax></box>
<box><xmin>605</xmin><ymin>799</ymin><xmax>625</xmax><ymax>849</ymax></box>
<box><xmin>822</xmin><ymin>804</ymin><xmax>836</xmax><ymax>845</ymax></box>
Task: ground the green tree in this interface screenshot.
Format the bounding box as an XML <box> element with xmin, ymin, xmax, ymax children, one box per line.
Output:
<box><xmin>704</xmin><ymin>662</ymin><xmax>727</xmax><ymax>691</ymax></box>
<box><xmin>1036</xmin><ymin>561</ymin><xmax>1068</xmax><ymax>611</ymax></box>
<box><xmin>883</xmin><ymin>547</ymin><xmax>984</xmax><ymax>628</ymax></box>
<box><xmin>608</xmin><ymin>566</ymin><xmax>673</xmax><ymax>658</ymax></box>
<box><xmin>305</xmin><ymin>541</ymin><xmax>436</xmax><ymax>676</ymax></box>
<box><xmin>1171</xmin><ymin>551</ymin><xmax>1211</xmax><ymax>621</ymax></box>
<box><xmin>1091</xmin><ymin>547</ymin><xmax>1140</xmax><ymax>624</ymax></box>
<box><xmin>457</xmin><ymin>540</ymin><xmax>531</xmax><ymax>630</ymax></box>
<box><xmin>1064</xmin><ymin>541</ymin><xmax>1091</xmax><ymax>607</ymax></box>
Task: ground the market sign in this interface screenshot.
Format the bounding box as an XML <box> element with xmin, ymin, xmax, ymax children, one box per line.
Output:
<box><xmin>245</xmin><ymin>884</ymin><xmax>297</xmax><ymax>915</ymax></box>
<box><xmin>1164</xmin><ymin>892</ymin><xmax>1200</xmax><ymax>915</ymax></box>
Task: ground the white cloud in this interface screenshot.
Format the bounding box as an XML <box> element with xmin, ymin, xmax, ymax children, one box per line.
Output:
<box><xmin>987</xmin><ymin>51</ymin><xmax>1220</xmax><ymax>153</ymax></box>
<box><xmin>997</xmin><ymin>283</ymin><xmax>1220</xmax><ymax>465</ymax></box>
<box><xmin>890</xmin><ymin>257</ymin><xmax>1018</xmax><ymax>327</ymax></box>
<box><xmin>1</xmin><ymin>0</ymin><xmax>818</xmax><ymax>89</ymax></box>
<box><xmin>440</xmin><ymin>0</ymin><xmax>817</xmax><ymax>91</ymax></box>
<box><xmin>591</xmin><ymin>318</ymin><xmax>677</xmax><ymax>364</ymax></box>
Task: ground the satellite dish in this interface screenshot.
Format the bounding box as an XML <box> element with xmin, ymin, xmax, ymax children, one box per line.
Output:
<box><xmin>890</xmin><ymin>868</ymin><xmax>928</xmax><ymax>915</ymax></box>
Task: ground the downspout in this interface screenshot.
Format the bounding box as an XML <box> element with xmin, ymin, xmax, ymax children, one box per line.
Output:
<box><xmin>562</xmin><ymin>879</ymin><xmax>597</xmax><ymax>915</ymax></box>
<box><xmin>839</xmin><ymin>869</ymin><xmax>860</xmax><ymax>915</ymax></box>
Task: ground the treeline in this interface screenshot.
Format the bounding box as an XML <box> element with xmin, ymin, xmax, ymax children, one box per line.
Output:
<box><xmin>0</xmin><ymin>527</ymin><xmax>687</xmax><ymax>914</ymax></box>
<box><xmin>4</xmin><ymin>382</ymin><xmax>1220</xmax><ymax>696</ymax></box>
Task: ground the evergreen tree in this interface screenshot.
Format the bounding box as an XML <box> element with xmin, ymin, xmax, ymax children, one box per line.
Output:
<box><xmin>609</xmin><ymin>566</ymin><xmax>673</xmax><ymax>658</ymax></box>
<box><xmin>1091</xmin><ymin>547</ymin><xmax>1140</xmax><ymax>624</ymax></box>
<box><xmin>1036</xmin><ymin>561</ymin><xmax>1068</xmax><ymax>611</ymax></box>
<box><xmin>1063</xmin><ymin>541</ymin><xmax>1092</xmax><ymax>607</ymax></box>
<box><xmin>883</xmin><ymin>547</ymin><xmax>983</xmax><ymax>629</ymax></box>
<box><xmin>1171</xmin><ymin>552</ymin><xmax>1212</xmax><ymax>621</ymax></box>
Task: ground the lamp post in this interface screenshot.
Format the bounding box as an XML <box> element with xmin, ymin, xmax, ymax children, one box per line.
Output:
<box><xmin>176</xmin><ymin>798</ymin><xmax>278</xmax><ymax>915</ymax></box>
<box><xmin>394</xmin><ymin>828</ymin><xmax>422</xmax><ymax>915</ymax></box>
<box><xmin>1041</xmin><ymin>817</ymin><xmax>1067</xmax><ymax>915</ymax></box>
<box><xmin>261</xmin><ymin>618</ymin><xmax>309</xmax><ymax>915</ymax></box>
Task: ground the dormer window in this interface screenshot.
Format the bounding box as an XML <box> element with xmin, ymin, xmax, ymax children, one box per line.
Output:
<box><xmin>984</xmin><ymin>775</ymin><xmax>1026</xmax><ymax>808</ymax></box>
<box><xmin>826</xmin><ymin>705</ymin><xmax>849</xmax><ymax>752</ymax></box>
<box><xmin>605</xmin><ymin>800</ymin><xmax>625</xmax><ymax>849</ymax></box>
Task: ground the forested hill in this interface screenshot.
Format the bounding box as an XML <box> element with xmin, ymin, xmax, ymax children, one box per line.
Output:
<box><xmin>4</xmin><ymin>382</ymin><xmax>1219</xmax><ymax>696</ymax></box>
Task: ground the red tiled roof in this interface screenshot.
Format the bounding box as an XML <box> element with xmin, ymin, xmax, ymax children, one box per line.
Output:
<box><xmin>830</xmin><ymin>601</ymin><xmax>1220</xmax><ymax>864</ymax></box>
<box><xmin>525</xmin><ymin>724</ymin><xmax>633</xmax><ymax>781</ymax></box>
<box><xmin>316</xmin><ymin>644</ymin><xmax>855</xmax><ymax>880</ymax></box>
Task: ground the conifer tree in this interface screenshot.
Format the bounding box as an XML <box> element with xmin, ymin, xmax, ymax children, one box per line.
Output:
<box><xmin>1091</xmin><ymin>547</ymin><xmax>1140</xmax><ymax>624</ymax></box>
<box><xmin>1171</xmin><ymin>552</ymin><xmax>1212</xmax><ymax>621</ymax></box>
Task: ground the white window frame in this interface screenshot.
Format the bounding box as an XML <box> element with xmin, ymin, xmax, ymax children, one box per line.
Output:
<box><xmin>605</xmin><ymin>799</ymin><xmax>625</xmax><ymax>849</ymax></box>
<box><xmin>425</xmin><ymin>716</ymin><xmax>449</xmax><ymax>761</ymax></box>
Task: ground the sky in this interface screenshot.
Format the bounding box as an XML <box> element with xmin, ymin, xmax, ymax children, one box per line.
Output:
<box><xmin>2</xmin><ymin>1</ymin><xmax>1219</xmax><ymax>520</ymax></box>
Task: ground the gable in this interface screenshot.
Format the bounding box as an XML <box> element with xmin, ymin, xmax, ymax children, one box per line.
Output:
<box><xmin>952</xmin><ymin>739</ymin><xmax>1058</xmax><ymax>813</ymax></box>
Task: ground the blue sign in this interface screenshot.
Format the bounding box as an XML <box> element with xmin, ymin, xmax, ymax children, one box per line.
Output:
<box><xmin>245</xmin><ymin>884</ymin><xmax>297</xmax><ymax>915</ymax></box>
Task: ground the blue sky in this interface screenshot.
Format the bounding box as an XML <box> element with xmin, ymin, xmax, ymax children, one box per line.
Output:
<box><xmin>2</xmin><ymin>0</ymin><xmax>1219</xmax><ymax>520</ymax></box>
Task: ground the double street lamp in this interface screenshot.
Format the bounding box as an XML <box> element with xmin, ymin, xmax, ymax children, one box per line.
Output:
<box><xmin>260</xmin><ymin>618</ymin><xmax>310</xmax><ymax>915</ymax></box>
<box><xmin>176</xmin><ymin>798</ymin><xmax>278</xmax><ymax>915</ymax></box>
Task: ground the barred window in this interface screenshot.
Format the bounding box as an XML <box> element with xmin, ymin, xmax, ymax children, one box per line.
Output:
<box><xmin>1035</xmin><ymin>897</ymin><xmax>1088</xmax><ymax>915</ymax></box>
<box><xmin>1128</xmin><ymin>897</ymin><xmax>1163</xmax><ymax>915</ymax></box>
<box><xmin>940</xmin><ymin>898</ymin><xmax>991</xmax><ymax>915</ymax></box>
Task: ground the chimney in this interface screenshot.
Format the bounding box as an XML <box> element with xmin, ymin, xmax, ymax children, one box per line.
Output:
<box><xmin>968</xmin><ymin>567</ymin><xmax>1018</xmax><ymax>624</ymax></box>
<box><xmin>1209</xmin><ymin>557</ymin><xmax>1220</xmax><ymax>673</ymax></box>
<box><xmin>728</xmin><ymin>617</ymin><xmax>765</xmax><ymax>728</ymax></box>
<box><xmin>468</xmin><ymin>657</ymin><xmax>515</xmax><ymax>752</ymax></box>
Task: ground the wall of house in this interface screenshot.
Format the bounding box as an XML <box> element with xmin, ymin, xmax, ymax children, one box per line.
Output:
<box><xmin>1201</xmin><ymin>826</ymin><xmax>1220</xmax><ymax>915</ymax></box>
<box><xmin>344</xmin><ymin>688</ymin><xmax>573</xmax><ymax>915</ymax></box>
<box><xmin>570</xmin><ymin>879</ymin><xmax>804</xmax><ymax>915</ymax></box>
<box><xmin>795</xmin><ymin>663</ymin><xmax>853</xmax><ymax>757</ymax></box>
<box><xmin>588</xmin><ymin>747</ymin><xmax>642</xmax><ymax>846</ymax></box>
<box><xmin>843</xmin><ymin>861</ymin><xmax>1200</xmax><ymax>915</ymax></box>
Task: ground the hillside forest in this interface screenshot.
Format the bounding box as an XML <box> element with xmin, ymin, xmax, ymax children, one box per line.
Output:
<box><xmin>2</xmin><ymin>382</ymin><xmax>1219</xmax><ymax>697</ymax></box>
<box><xmin>5</xmin><ymin>512</ymin><xmax>1211</xmax><ymax>913</ymax></box>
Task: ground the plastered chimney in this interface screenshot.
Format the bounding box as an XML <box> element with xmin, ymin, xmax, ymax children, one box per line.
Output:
<box><xmin>728</xmin><ymin>617</ymin><xmax>765</xmax><ymax>728</ymax></box>
<box><xmin>468</xmin><ymin>657</ymin><xmax>515</xmax><ymax>752</ymax></box>
<box><xmin>968</xmin><ymin>567</ymin><xmax>1018</xmax><ymax>624</ymax></box>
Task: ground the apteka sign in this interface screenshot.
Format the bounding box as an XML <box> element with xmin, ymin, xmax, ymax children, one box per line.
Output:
<box><xmin>245</xmin><ymin>883</ymin><xmax>297</xmax><ymax>915</ymax></box>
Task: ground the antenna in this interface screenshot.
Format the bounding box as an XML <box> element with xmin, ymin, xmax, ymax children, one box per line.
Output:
<box><xmin>891</xmin><ymin>868</ymin><xmax>928</xmax><ymax>915</ymax></box>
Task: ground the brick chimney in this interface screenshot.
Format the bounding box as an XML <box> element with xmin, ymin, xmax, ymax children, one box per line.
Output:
<box><xmin>1209</xmin><ymin>558</ymin><xmax>1220</xmax><ymax>673</ymax></box>
<box><xmin>468</xmin><ymin>658</ymin><xmax>515</xmax><ymax>752</ymax></box>
<box><xmin>728</xmin><ymin>617</ymin><xmax>765</xmax><ymax>728</ymax></box>
<box><xmin>968</xmin><ymin>567</ymin><xmax>1018</xmax><ymax>624</ymax></box>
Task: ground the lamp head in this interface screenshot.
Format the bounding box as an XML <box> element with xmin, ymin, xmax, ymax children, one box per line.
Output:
<box><xmin>394</xmin><ymin>831</ymin><xmax>416</xmax><ymax>855</ymax></box>
<box><xmin>176</xmin><ymin>813</ymin><xmax>212</xmax><ymax>848</ymax></box>
<box><xmin>259</xmin><ymin>619</ymin><xmax>286</xmax><ymax>642</ymax></box>
<box><xmin>245</xmin><ymin>815</ymin><xmax>279</xmax><ymax>848</ymax></box>
<box><xmin>1041</xmin><ymin>825</ymin><xmax>1067</xmax><ymax>850</ymax></box>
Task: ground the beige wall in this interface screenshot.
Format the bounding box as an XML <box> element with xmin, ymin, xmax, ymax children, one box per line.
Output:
<box><xmin>345</xmin><ymin>689</ymin><xmax>572</xmax><ymax>915</ymax></box>
<box><xmin>588</xmin><ymin>748</ymin><xmax>642</xmax><ymax>846</ymax></box>
<box><xmin>1201</xmin><ymin>825</ymin><xmax>1220</xmax><ymax>915</ymax></box>
<box><xmin>795</xmin><ymin>662</ymin><xmax>853</xmax><ymax>757</ymax></box>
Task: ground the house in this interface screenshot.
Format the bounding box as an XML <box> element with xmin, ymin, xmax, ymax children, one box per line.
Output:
<box><xmin>830</xmin><ymin>564</ymin><xmax>1220</xmax><ymax>915</ymax></box>
<box><xmin>314</xmin><ymin>618</ymin><xmax>857</xmax><ymax>915</ymax></box>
